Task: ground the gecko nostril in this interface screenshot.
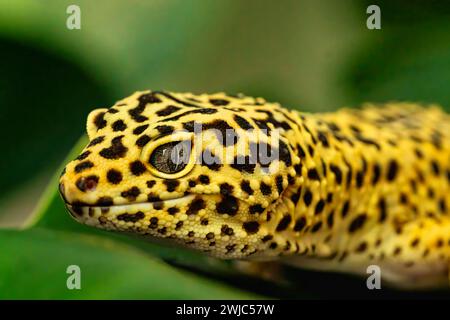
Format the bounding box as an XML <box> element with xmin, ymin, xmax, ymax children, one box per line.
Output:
<box><xmin>76</xmin><ymin>175</ymin><xmax>99</xmax><ymax>192</ymax></box>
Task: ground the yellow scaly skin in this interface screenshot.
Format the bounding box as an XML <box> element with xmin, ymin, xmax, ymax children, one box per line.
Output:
<box><xmin>59</xmin><ymin>91</ymin><xmax>450</xmax><ymax>289</ymax></box>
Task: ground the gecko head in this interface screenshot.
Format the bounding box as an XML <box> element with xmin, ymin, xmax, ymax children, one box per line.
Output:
<box><xmin>59</xmin><ymin>91</ymin><xmax>300</xmax><ymax>258</ymax></box>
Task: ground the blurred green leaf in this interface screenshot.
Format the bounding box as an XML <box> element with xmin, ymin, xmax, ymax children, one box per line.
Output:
<box><xmin>344</xmin><ymin>0</ymin><xmax>450</xmax><ymax>111</ymax></box>
<box><xmin>0</xmin><ymin>227</ymin><xmax>260</xmax><ymax>299</ymax></box>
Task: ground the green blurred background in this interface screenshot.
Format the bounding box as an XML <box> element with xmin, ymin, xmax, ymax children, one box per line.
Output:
<box><xmin>0</xmin><ymin>0</ymin><xmax>449</xmax><ymax>299</ymax></box>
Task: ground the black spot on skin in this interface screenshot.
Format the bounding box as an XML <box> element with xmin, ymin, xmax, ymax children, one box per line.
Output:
<box><xmin>410</xmin><ymin>238</ymin><xmax>420</xmax><ymax>248</ymax></box>
<box><xmin>345</xmin><ymin>160</ymin><xmax>353</xmax><ymax>189</ymax></box>
<box><xmin>156</xmin><ymin>105</ymin><xmax>181</xmax><ymax>117</ymax></box>
<box><xmin>87</xmin><ymin>136</ymin><xmax>105</xmax><ymax>147</ymax></box>
<box><xmin>76</xmin><ymin>151</ymin><xmax>91</xmax><ymax>161</ymax></box>
<box><xmin>303</xmin><ymin>189</ymin><xmax>313</xmax><ymax>206</ymax></box>
<box><xmin>129</xmin><ymin>93</ymin><xmax>161</xmax><ymax>122</ymax></box>
<box><xmin>206</xmin><ymin>232</ymin><xmax>215</xmax><ymax>240</ymax></box>
<box><xmin>234</xmin><ymin>114</ymin><xmax>254</xmax><ymax>130</ymax></box>
<box><xmin>188</xmin><ymin>231</ymin><xmax>195</xmax><ymax>237</ymax></box>
<box><xmin>121</xmin><ymin>186</ymin><xmax>140</xmax><ymax>200</ymax></box>
<box><xmin>243</xmin><ymin>221</ymin><xmax>260</xmax><ymax>234</ymax></box>
<box><xmin>297</xmin><ymin>144</ymin><xmax>306</xmax><ymax>158</ymax></box>
<box><xmin>149</xmin><ymin>217</ymin><xmax>159</xmax><ymax>229</ymax></box>
<box><xmin>439</xmin><ymin>198</ymin><xmax>447</xmax><ymax>213</ymax></box>
<box><xmin>146</xmin><ymin>180</ymin><xmax>156</xmax><ymax>188</ymax></box>
<box><xmin>308</xmin><ymin>168</ymin><xmax>320</xmax><ymax>180</ymax></box>
<box><xmin>158</xmin><ymin>227</ymin><xmax>167</xmax><ymax>235</ymax></box>
<box><xmin>136</xmin><ymin>135</ymin><xmax>151</xmax><ymax>147</ymax></box>
<box><xmin>220</xmin><ymin>183</ymin><xmax>234</xmax><ymax>196</ymax></box>
<box><xmin>348</xmin><ymin>214</ymin><xmax>367</xmax><ymax>233</ymax></box>
<box><xmin>107</xmin><ymin>169</ymin><xmax>122</xmax><ymax>184</ymax></box>
<box><xmin>262</xmin><ymin>235</ymin><xmax>273</xmax><ymax>242</ymax></box>
<box><xmin>356</xmin><ymin>171</ymin><xmax>364</xmax><ymax>188</ymax></box>
<box><xmin>168</xmin><ymin>207</ymin><xmax>179</xmax><ymax>215</ymax></box>
<box><xmin>175</xmin><ymin>221</ymin><xmax>183</xmax><ymax>230</ymax></box>
<box><xmin>203</xmin><ymin>120</ymin><xmax>238</xmax><ymax>146</ymax></box>
<box><xmin>221</xmin><ymin>225</ymin><xmax>234</xmax><ymax>236</ymax></box>
<box><xmin>161</xmin><ymin>108</ymin><xmax>217</xmax><ymax>122</ymax></box>
<box><xmin>94</xmin><ymin>112</ymin><xmax>107</xmax><ymax>129</ymax></box>
<box><xmin>256</xmin><ymin>109</ymin><xmax>291</xmax><ymax>130</ymax></box>
<box><xmin>117</xmin><ymin>211</ymin><xmax>145</xmax><ymax>223</ymax></box>
<box><xmin>378</xmin><ymin>198</ymin><xmax>387</xmax><ymax>222</ymax></box>
<box><xmin>372</xmin><ymin>163</ymin><xmax>381</xmax><ymax>185</ymax></box>
<box><xmin>327</xmin><ymin>211</ymin><xmax>334</xmax><ymax>228</ymax></box>
<box><xmin>275</xmin><ymin>176</ymin><xmax>284</xmax><ymax>195</ymax></box>
<box><xmin>182</xmin><ymin>121</ymin><xmax>196</xmax><ymax>132</ymax></box>
<box><xmin>96</xmin><ymin>197</ymin><xmax>113</xmax><ymax>206</ymax></box>
<box><xmin>327</xmin><ymin>193</ymin><xmax>333</xmax><ymax>203</ymax></box>
<box><xmin>130</xmin><ymin>160</ymin><xmax>147</xmax><ymax>176</ymax></box>
<box><xmin>400</xmin><ymin>193</ymin><xmax>409</xmax><ymax>204</ymax></box>
<box><xmin>108</xmin><ymin>108</ymin><xmax>119</xmax><ymax>113</ymax></box>
<box><xmin>199</xmin><ymin>175</ymin><xmax>210</xmax><ymax>184</ymax></box>
<box><xmin>76</xmin><ymin>175</ymin><xmax>99</xmax><ymax>192</ymax></box>
<box><xmin>200</xmin><ymin>218</ymin><xmax>208</xmax><ymax>225</ymax></box>
<box><xmin>276</xmin><ymin>215</ymin><xmax>292</xmax><ymax>232</ymax></box>
<box><xmin>354</xmin><ymin>134</ymin><xmax>380</xmax><ymax>150</ymax></box>
<box><xmin>314</xmin><ymin>199</ymin><xmax>325</xmax><ymax>215</ymax></box>
<box><xmin>294</xmin><ymin>217</ymin><xmax>306</xmax><ymax>232</ymax></box>
<box><xmin>230</xmin><ymin>156</ymin><xmax>255</xmax><ymax>173</ymax></box>
<box><xmin>155</xmin><ymin>125</ymin><xmax>174</xmax><ymax>135</ymax></box>
<box><xmin>99</xmin><ymin>136</ymin><xmax>128</xmax><ymax>159</ymax></box>
<box><xmin>278</xmin><ymin>140</ymin><xmax>292</xmax><ymax>166</ymax></box>
<box><xmin>330</xmin><ymin>164</ymin><xmax>342</xmax><ymax>184</ymax></box>
<box><xmin>217</xmin><ymin>196</ymin><xmax>239</xmax><ymax>216</ymax></box>
<box><xmin>186</xmin><ymin>198</ymin><xmax>206</xmax><ymax>215</ymax></box>
<box><xmin>288</xmin><ymin>175</ymin><xmax>296</xmax><ymax>185</ymax></box>
<box><xmin>308</xmin><ymin>145</ymin><xmax>315</xmax><ymax>157</ymax></box>
<box><xmin>431</xmin><ymin>160</ymin><xmax>440</xmax><ymax>176</ymax></box>
<box><xmin>249</xmin><ymin>204</ymin><xmax>265</xmax><ymax>214</ymax></box>
<box><xmin>253</xmin><ymin>119</ymin><xmax>271</xmax><ymax>134</ymax></box>
<box><xmin>260</xmin><ymin>182</ymin><xmax>272</xmax><ymax>195</ymax></box>
<box><xmin>317</xmin><ymin>131</ymin><xmax>330</xmax><ymax>147</ymax></box>
<box><xmin>311</xmin><ymin>221</ymin><xmax>322</xmax><ymax>233</ymax></box>
<box><xmin>386</xmin><ymin>160</ymin><xmax>399</xmax><ymax>181</ymax></box>
<box><xmin>112</xmin><ymin>120</ymin><xmax>127</xmax><ymax>132</ymax></box>
<box><xmin>393</xmin><ymin>247</ymin><xmax>402</xmax><ymax>256</ymax></box>
<box><xmin>341</xmin><ymin>200</ymin><xmax>350</xmax><ymax>218</ymax></box>
<box><xmin>74</xmin><ymin>161</ymin><xmax>94</xmax><ymax>173</ymax></box>
<box><xmin>188</xmin><ymin>180</ymin><xmax>196</xmax><ymax>188</ymax></box>
<box><xmin>164</xmin><ymin>180</ymin><xmax>179</xmax><ymax>192</ymax></box>
<box><xmin>269</xmin><ymin>242</ymin><xmax>278</xmax><ymax>249</ymax></box>
<box><xmin>226</xmin><ymin>244</ymin><xmax>236</xmax><ymax>253</ymax></box>
<box><xmin>241</xmin><ymin>180</ymin><xmax>253</xmax><ymax>195</ymax></box>
<box><xmin>209</xmin><ymin>98</ymin><xmax>229</xmax><ymax>106</ymax></box>
<box><xmin>355</xmin><ymin>242</ymin><xmax>367</xmax><ymax>253</ymax></box>
<box><xmin>290</xmin><ymin>190</ymin><xmax>301</xmax><ymax>204</ymax></box>
<box><xmin>133</xmin><ymin>124</ymin><xmax>149</xmax><ymax>135</ymax></box>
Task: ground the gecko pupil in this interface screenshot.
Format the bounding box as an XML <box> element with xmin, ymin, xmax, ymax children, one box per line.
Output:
<box><xmin>149</xmin><ymin>140</ymin><xmax>190</xmax><ymax>174</ymax></box>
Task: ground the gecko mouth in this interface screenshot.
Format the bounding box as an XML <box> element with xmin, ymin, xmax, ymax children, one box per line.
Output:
<box><xmin>64</xmin><ymin>194</ymin><xmax>195</xmax><ymax>220</ymax></box>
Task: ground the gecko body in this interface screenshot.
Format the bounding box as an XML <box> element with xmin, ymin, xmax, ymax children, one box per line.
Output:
<box><xmin>59</xmin><ymin>91</ymin><xmax>450</xmax><ymax>289</ymax></box>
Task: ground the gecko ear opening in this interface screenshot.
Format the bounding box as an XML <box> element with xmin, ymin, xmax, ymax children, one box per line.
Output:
<box><xmin>86</xmin><ymin>108</ymin><xmax>108</xmax><ymax>139</ymax></box>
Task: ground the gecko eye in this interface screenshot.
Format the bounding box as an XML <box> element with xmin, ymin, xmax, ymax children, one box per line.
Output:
<box><xmin>149</xmin><ymin>140</ymin><xmax>191</xmax><ymax>174</ymax></box>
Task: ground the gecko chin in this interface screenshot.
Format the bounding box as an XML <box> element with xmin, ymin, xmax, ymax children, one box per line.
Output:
<box><xmin>62</xmin><ymin>189</ymin><xmax>272</xmax><ymax>259</ymax></box>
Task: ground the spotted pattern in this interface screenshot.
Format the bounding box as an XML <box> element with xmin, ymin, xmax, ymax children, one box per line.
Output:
<box><xmin>60</xmin><ymin>91</ymin><xmax>450</xmax><ymax>289</ymax></box>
